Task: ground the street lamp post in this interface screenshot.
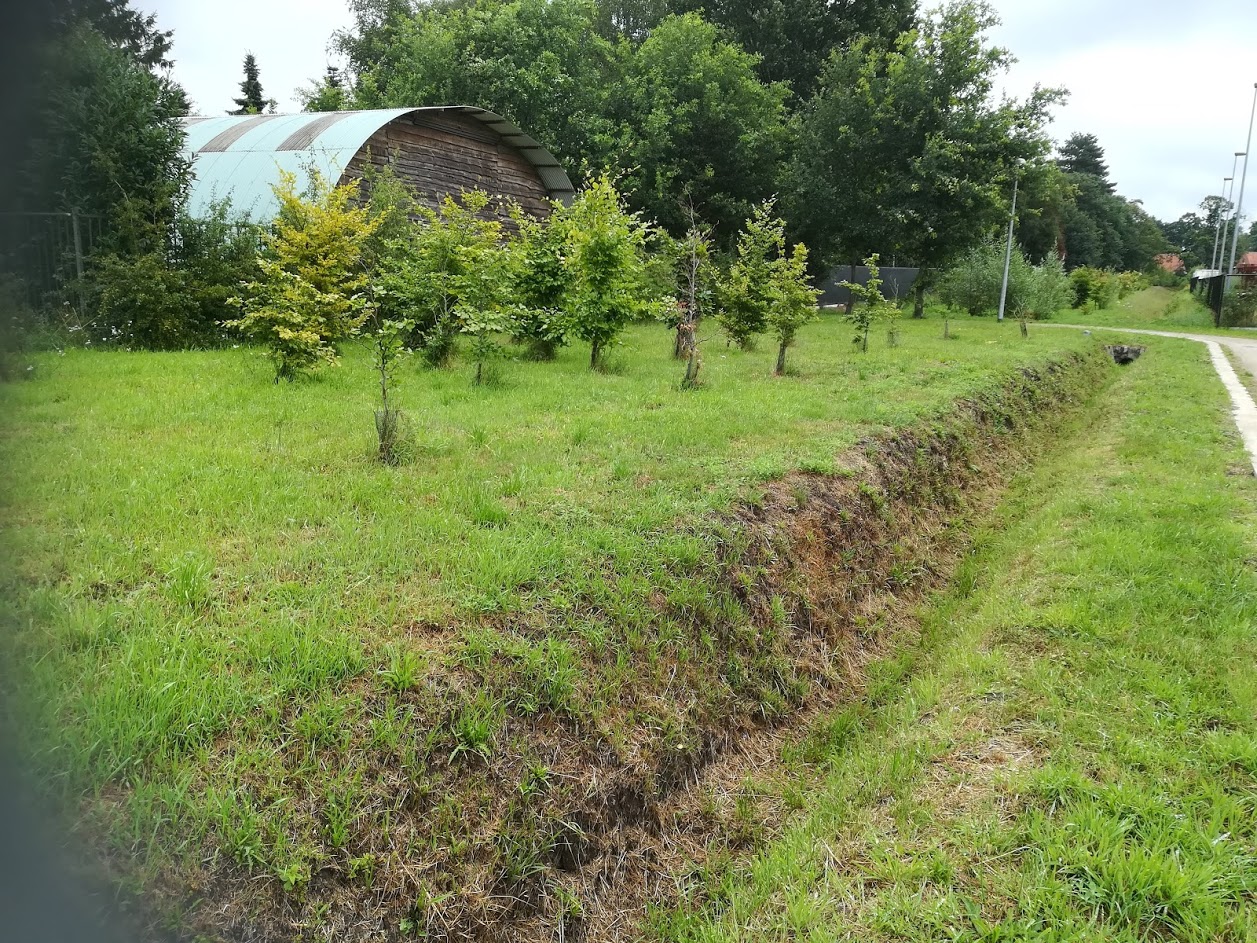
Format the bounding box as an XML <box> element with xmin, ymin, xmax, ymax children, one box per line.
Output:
<box><xmin>1210</xmin><ymin>172</ymin><xmax>1235</xmax><ymax>272</ymax></box>
<box><xmin>1225</xmin><ymin>83</ymin><xmax>1257</xmax><ymax>276</ymax></box>
<box><xmin>997</xmin><ymin>168</ymin><xmax>1021</xmax><ymax>323</ymax></box>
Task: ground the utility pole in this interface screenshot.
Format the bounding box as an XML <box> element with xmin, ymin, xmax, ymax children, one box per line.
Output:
<box><xmin>1210</xmin><ymin>171</ymin><xmax>1235</xmax><ymax>272</ymax></box>
<box><xmin>1225</xmin><ymin>83</ymin><xmax>1257</xmax><ymax>278</ymax></box>
<box><xmin>997</xmin><ymin>169</ymin><xmax>1020</xmax><ymax>323</ymax></box>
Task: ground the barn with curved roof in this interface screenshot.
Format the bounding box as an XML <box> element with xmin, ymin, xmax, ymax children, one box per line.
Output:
<box><xmin>180</xmin><ymin>107</ymin><xmax>575</xmax><ymax>222</ymax></box>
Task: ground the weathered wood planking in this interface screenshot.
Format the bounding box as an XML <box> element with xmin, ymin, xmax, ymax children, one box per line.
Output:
<box><xmin>341</xmin><ymin>113</ymin><xmax>553</xmax><ymax>222</ymax></box>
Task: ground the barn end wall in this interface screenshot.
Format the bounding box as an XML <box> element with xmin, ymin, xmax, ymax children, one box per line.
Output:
<box><xmin>343</xmin><ymin>112</ymin><xmax>554</xmax><ymax>221</ymax></box>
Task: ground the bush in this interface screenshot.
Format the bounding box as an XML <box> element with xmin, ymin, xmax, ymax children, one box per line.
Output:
<box><xmin>89</xmin><ymin>201</ymin><xmax>261</xmax><ymax>351</ymax></box>
<box><xmin>229</xmin><ymin>171</ymin><xmax>381</xmax><ymax>381</ymax></box>
<box><xmin>1069</xmin><ymin>267</ymin><xmax>1118</xmax><ymax>310</ymax></box>
<box><xmin>936</xmin><ymin>240</ymin><xmax>1071</xmax><ymax>320</ymax></box>
<box><xmin>1221</xmin><ymin>285</ymin><xmax>1257</xmax><ymax>328</ymax></box>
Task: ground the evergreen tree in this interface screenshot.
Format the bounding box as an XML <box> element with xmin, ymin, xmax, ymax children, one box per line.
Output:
<box><xmin>1057</xmin><ymin>133</ymin><xmax>1114</xmax><ymax>193</ymax></box>
<box><xmin>230</xmin><ymin>53</ymin><xmax>272</xmax><ymax>115</ymax></box>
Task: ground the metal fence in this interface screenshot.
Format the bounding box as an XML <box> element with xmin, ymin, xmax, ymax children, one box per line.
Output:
<box><xmin>0</xmin><ymin>211</ymin><xmax>107</xmax><ymax>311</ymax></box>
<box><xmin>818</xmin><ymin>264</ymin><xmax>920</xmax><ymax>307</ymax></box>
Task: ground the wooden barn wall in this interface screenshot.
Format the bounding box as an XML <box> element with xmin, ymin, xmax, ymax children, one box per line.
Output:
<box><xmin>341</xmin><ymin>113</ymin><xmax>554</xmax><ymax>222</ymax></box>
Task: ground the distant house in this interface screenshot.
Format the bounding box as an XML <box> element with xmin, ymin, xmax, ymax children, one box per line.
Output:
<box><xmin>1239</xmin><ymin>251</ymin><xmax>1257</xmax><ymax>286</ymax></box>
<box><xmin>180</xmin><ymin>107</ymin><xmax>575</xmax><ymax>224</ymax></box>
<box><xmin>1155</xmin><ymin>253</ymin><xmax>1185</xmax><ymax>275</ymax></box>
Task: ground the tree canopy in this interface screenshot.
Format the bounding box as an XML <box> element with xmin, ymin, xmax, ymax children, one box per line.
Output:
<box><xmin>783</xmin><ymin>0</ymin><xmax>1061</xmax><ymax>304</ymax></box>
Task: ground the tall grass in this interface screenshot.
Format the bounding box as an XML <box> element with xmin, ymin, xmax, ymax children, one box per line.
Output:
<box><xmin>654</xmin><ymin>333</ymin><xmax>1257</xmax><ymax>941</ymax></box>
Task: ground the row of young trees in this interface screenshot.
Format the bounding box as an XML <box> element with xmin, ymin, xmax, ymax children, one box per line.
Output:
<box><xmin>229</xmin><ymin>170</ymin><xmax>821</xmax><ymax>397</ymax></box>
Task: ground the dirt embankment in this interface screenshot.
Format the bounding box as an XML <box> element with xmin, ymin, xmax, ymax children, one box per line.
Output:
<box><xmin>128</xmin><ymin>348</ymin><xmax>1111</xmax><ymax>943</ymax></box>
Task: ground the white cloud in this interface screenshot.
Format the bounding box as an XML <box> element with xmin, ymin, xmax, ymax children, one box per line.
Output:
<box><xmin>988</xmin><ymin>0</ymin><xmax>1257</xmax><ymax>222</ymax></box>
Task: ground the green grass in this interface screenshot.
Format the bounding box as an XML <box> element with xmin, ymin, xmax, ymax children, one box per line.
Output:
<box><xmin>0</xmin><ymin>314</ymin><xmax>1103</xmax><ymax>935</ymax></box>
<box><xmin>1055</xmin><ymin>285</ymin><xmax>1253</xmax><ymax>335</ymax></box>
<box><xmin>653</xmin><ymin>334</ymin><xmax>1257</xmax><ymax>941</ymax></box>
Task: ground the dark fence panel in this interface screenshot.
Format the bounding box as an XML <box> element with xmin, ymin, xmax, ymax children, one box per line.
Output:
<box><xmin>818</xmin><ymin>264</ymin><xmax>920</xmax><ymax>307</ymax></box>
<box><xmin>0</xmin><ymin>211</ymin><xmax>106</xmax><ymax>311</ymax></box>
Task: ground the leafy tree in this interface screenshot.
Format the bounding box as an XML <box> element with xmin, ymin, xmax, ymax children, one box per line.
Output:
<box><xmin>229</xmin><ymin>172</ymin><xmax>382</xmax><ymax>381</ymax></box>
<box><xmin>609</xmin><ymin>13</ymin><xmax>789</xmax><ymax>239</ymax></box>
<box><xmin>230</xmin><ymin>53</ymin><xmax>274</xmax><ymax>115</ymax></box>
<box><xmin>766</xmin><ymin>239</ymin><xmax>820</xmax><ymax>374</ymax></box>
<box><xmin>840</xmin><ymin>254</ymin><xmax>896</xmax><ymax>352</ymax></box>
<box><xmin>716</xmin><ymin>201</ymin><xmax>780</xmax><ymax>348</ymax></box>
<box><xmin>345</xmin><ymin>0</ymin><xmax>619</xmax><ymax>180</ymax></box>
<box><xmin>558</xmin><ymin>174</ymin><xmax>655</xmax><ymax>368</ymax></box>
<box><xmin>299</xmin><ymin>65</ymin><xmax>350</xmax><ymax>112</ymax></box>
<box><xmin>784</xmin><ymin>1</ymin><xmax>1061</xmax><ymax>318</ymax></box>
<box><xmin>667</xmin><ymin>0</ymin><xmax>917</xmax><ymax>99</ymax></box>
<box><xmin>594</xmin><ymin>0</ymin><xmax>669</xmax><ymax>39</ymax></box>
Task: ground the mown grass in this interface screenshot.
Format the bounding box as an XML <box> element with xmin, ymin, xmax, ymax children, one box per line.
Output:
<box><xmin>653</xmin><ymin>334</ymin><xmax>1257</xmax><ymax>940</ymax></box>
<box><xmin>0</xmin><ymin>314</ymin><xmax>1102</xmax><ymax>933</ymax></box>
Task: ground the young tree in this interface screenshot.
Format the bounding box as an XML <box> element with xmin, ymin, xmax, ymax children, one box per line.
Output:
<box><xmin>510</xmin><ymin>210</ymin><xmax>571</xmax><ymax>361</ymax></box>
<box><xmin>558</xmin><ymin>174</ymin><xmax>655</xmax><ymax>369</ymax></box>
<box><xmin>230</xmin><ymin>53</ymin><xmax>274</xmax><ymax>115</ymax></box>
<box><xmin>667</xmin><ymin>205</ymin><xmax>715</xmax><ymax>386</ymax></box>
<box><xmin>374</xmin><ymin>190</ymin><xmax>508</xmax><ymax>370</ymax></box>
<box><xmin>229</xmin><ymin>171</ymin><xmax>382</xmax><ymax>381</ymax></box>
<box><xmin>716</xmin><ymin>201</ymin><xmax>781</xmax><ymax>349</ymax></box>
<box><xmin>840</xmin><ymin>254</ymin><xmax>895</xmax><ymax>353</ymax></box>
<box><xmin>767</xmin><ymin>240</ymin><xmax>820</xmax><ymax>374</ymax></box>
<box><xmin>784</xmin><ymin>1</ymin><xmax>1062</xmax><ymax>317</ymax></box>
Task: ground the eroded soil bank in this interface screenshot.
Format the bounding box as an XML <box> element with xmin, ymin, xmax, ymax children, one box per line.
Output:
<box><xmin>92</xmin><ymin>348</ymin><xmax>1112</xmax><ymax>943</ymax></box>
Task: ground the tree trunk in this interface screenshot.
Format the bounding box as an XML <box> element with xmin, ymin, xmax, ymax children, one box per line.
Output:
<box><xmin>684</xmin><ymin>348</ymin><xmax>700</xmax><ymax>387</ymax></box>
<box><xmin>775</xmin><ymin>340</ymin><xmax>787</xmax><ymax>375</ymax></box>
<box><xmin>861</xmin><ymin>324</ymin><xmax>869</xmax><ymax>354</ymax></box>
<box><xmin>590</xmin><ymin>339</ymin><xmax>601</xmax><ymax>370</ymax></box>
<box><xmin>912</xmin><ymin>280</ymin><xmax>925</xmax><ymax>319</ymax></box>
<box><xmin>943</xmin><ymin>317</ymin><xmax>950</xmax><ymax>340</ymax></box>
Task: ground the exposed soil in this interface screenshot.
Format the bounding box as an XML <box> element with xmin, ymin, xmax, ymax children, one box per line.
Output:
<box><xmin>93</xmin><ymin>349</ymin><xmax>1111</xmax><ymax>943</ymax></box>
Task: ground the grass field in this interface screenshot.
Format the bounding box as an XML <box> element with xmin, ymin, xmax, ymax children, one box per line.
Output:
<box><xmin>1053</xmin><ymin>284</ymin><xmax>1251</xmax><ymax>335</ymax></box>
<box><xmin>653</xmin><ymin>334</ymin><xmax>1257</xmax><ymax>940</ymax></box>
<box><xmin>0</xmin><ymin>313</ymin><xmax>1107</xmax><ymax>937</ymax></box>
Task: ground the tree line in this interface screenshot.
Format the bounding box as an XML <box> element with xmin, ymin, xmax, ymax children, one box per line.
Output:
<box><xmin>3</xmin><ymin>0</ymin><xmax>1207</xmax><ymax>350</ymax></box>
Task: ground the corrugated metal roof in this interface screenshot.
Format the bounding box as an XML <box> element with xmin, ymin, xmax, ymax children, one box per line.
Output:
<box><xmin>180</xmin><ymin>107</ymin><xmax>576</xmax><ymax>221</ymax></box>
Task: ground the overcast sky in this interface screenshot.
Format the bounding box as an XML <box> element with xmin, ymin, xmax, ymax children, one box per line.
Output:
<box><xmin>149</xmin><ymin>0</ymin><xmax>1255</xmax><ymax>224</ymax></box>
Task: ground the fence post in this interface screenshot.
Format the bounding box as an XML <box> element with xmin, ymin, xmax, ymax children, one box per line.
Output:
<box><xmin>70</xmin><ymin>209</ymin><xmax>86</xmax><ymax>319</ymax></box>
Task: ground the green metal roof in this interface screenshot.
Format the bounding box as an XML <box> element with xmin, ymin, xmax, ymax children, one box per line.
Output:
<box><xmin>180</xmin><ymin>107</ymin><xmax>575</xmax><ymax>221</ymax></box>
